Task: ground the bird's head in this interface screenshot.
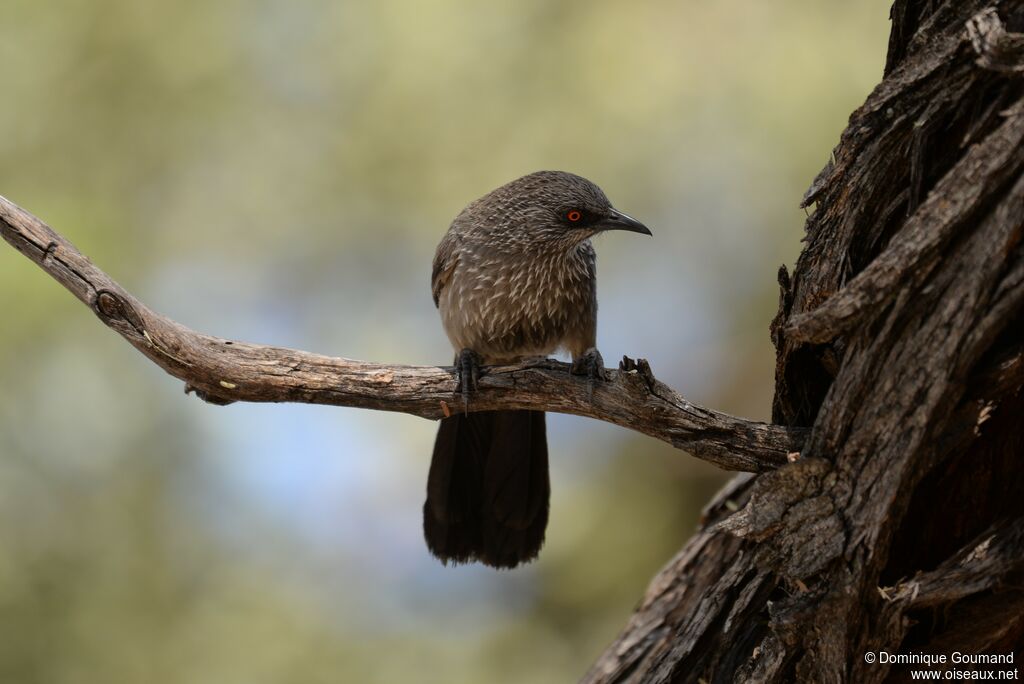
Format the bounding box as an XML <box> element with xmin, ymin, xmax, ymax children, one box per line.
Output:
<box><xmin>458</xmin><ymin>170</ymin><xmax>651</xmax><ymax>251</ymax></box>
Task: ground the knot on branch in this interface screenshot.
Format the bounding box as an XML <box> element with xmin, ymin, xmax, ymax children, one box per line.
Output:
<box><xmin>94</xmin><ymin>289</ymin><xmax>145</xmax><ymax>335</ymax></box>
<box><xmin>968</xmin><ymin>8</ymin><xmax>1024</xmax><ymax>74</ymax></box>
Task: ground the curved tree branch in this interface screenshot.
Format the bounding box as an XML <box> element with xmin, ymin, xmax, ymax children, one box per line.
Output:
<box><xmin>0</xmin><ymin>194</ymin><xmax>803</xmax><ymax>472</ymax></box>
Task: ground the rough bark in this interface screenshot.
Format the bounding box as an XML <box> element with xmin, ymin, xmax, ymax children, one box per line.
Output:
<box><xmin>586</xmin><ymin>3</ymin><xmax>1024</xmax><ymax>682</ymax></box>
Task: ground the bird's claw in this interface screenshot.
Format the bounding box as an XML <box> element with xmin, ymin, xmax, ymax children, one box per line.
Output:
<box><xmin>456</xmin><ymin>348</ymin><xmax>482</xmax><ymax>414</ymax></box>
<box><xmin>572</xmin><ymin>347</ymin><xmax>608</xmax><ymax>399</ymax></box>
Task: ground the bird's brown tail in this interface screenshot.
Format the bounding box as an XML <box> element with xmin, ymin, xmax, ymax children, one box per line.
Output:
<box><xmin>423</xmin><ymin>410</ymin><xmax>549</xmax><ymax>569</ymax></box>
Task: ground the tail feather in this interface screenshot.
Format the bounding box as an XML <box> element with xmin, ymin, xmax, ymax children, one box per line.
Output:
<box><xmin>423</xmin><ymin>412</ymin><xmax>487</xmax><ymax>564</ymax></box>
<box><xmin>424</xmin><ymin>410</ymin><xmax>549</xmax><ymax>569</ymax></box>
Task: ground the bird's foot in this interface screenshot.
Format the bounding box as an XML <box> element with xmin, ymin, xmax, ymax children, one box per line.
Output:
<box><xmin>571</xmin><ymin>347</ymin><xmax>609</xmax><ymax>399</ymax></box>
<box><xmin>456</xmin><ymin>348</ymin><xmax>482</xmax><ymax>414</ymax></box>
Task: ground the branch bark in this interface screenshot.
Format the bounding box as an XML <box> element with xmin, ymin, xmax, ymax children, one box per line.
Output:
<box><xmin>0</xmin><ymin>194</ymin><xmax>802</xmax><ymax>473</ymax></box>
<box><xmin>887</xmin><ymin>517</ymin><xmax>1024</xmax><ymax>610</ymax></box>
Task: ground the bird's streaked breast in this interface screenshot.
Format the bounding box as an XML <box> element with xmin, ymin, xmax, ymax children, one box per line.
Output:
<box><xmin>439</xmin><ymin>241</ymin><xmax>596</xmax><ymax>363</ymax></box>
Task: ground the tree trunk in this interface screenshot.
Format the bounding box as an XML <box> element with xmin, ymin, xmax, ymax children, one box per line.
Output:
<box><xmin>585</xmin><ymin>3</ymin><xmax>1024</xmax><ymax>682</ymax></box>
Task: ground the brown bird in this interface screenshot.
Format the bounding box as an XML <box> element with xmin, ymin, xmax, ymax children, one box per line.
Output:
<box><xmin>424</xmin><ymin>170</ymin><xmax>651</xmax><ymax>568</ymax></box>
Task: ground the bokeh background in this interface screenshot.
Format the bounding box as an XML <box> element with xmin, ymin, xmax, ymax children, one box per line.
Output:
<box><xmin>0</xmin><ymin>2</ymin><xmax>891</xmax><ymax>682</ymax></box>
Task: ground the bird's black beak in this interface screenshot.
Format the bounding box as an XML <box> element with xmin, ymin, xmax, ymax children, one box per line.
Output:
<box><xmin>600</xmin><ymin>207</ymin><xmax>652</xmax><ymax>235</ymax></box>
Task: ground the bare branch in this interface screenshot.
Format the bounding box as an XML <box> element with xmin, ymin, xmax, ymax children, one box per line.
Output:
<box><xmin>0</xmin><ymin>194</ymin><xmax>803</xmax><ymax>472</ymax></box>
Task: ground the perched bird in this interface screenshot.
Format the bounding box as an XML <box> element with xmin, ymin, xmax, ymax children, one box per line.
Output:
<box><xmin>424</xmin><ymin>170</ymin><xmax>651</xmax><ymax>568</ymax></box>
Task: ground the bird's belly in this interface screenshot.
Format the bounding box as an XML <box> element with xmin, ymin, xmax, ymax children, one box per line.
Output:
<box><xmin>439</xmin><ymin>274</ymin><xmax>583</xmax><ymax>363</ymax></box>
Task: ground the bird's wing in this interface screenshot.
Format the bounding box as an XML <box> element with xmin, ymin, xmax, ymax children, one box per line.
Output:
<box><xmin>431</xmin><ymin>231</ymin><xmax>459</xmax><ymax>308</ymax></box>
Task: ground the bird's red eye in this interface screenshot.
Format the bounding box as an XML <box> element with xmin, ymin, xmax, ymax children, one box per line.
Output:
<box><xmin>567</xmin><ymin>210</ymin><xmax>582</xmax><ymax>222</ymax></box>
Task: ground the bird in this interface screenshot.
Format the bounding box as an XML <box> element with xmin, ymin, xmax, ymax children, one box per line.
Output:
<box><xmin>424</xmin><ymin>170</ymin><xmax>651</xmax><ymax>569</ymax></box>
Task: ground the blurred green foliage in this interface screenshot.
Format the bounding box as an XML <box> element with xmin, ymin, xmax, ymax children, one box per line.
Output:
<box><xmin>0</xmin><ymin>1</ymin><xmax>890</xmax><ymax>681</ymax></box>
